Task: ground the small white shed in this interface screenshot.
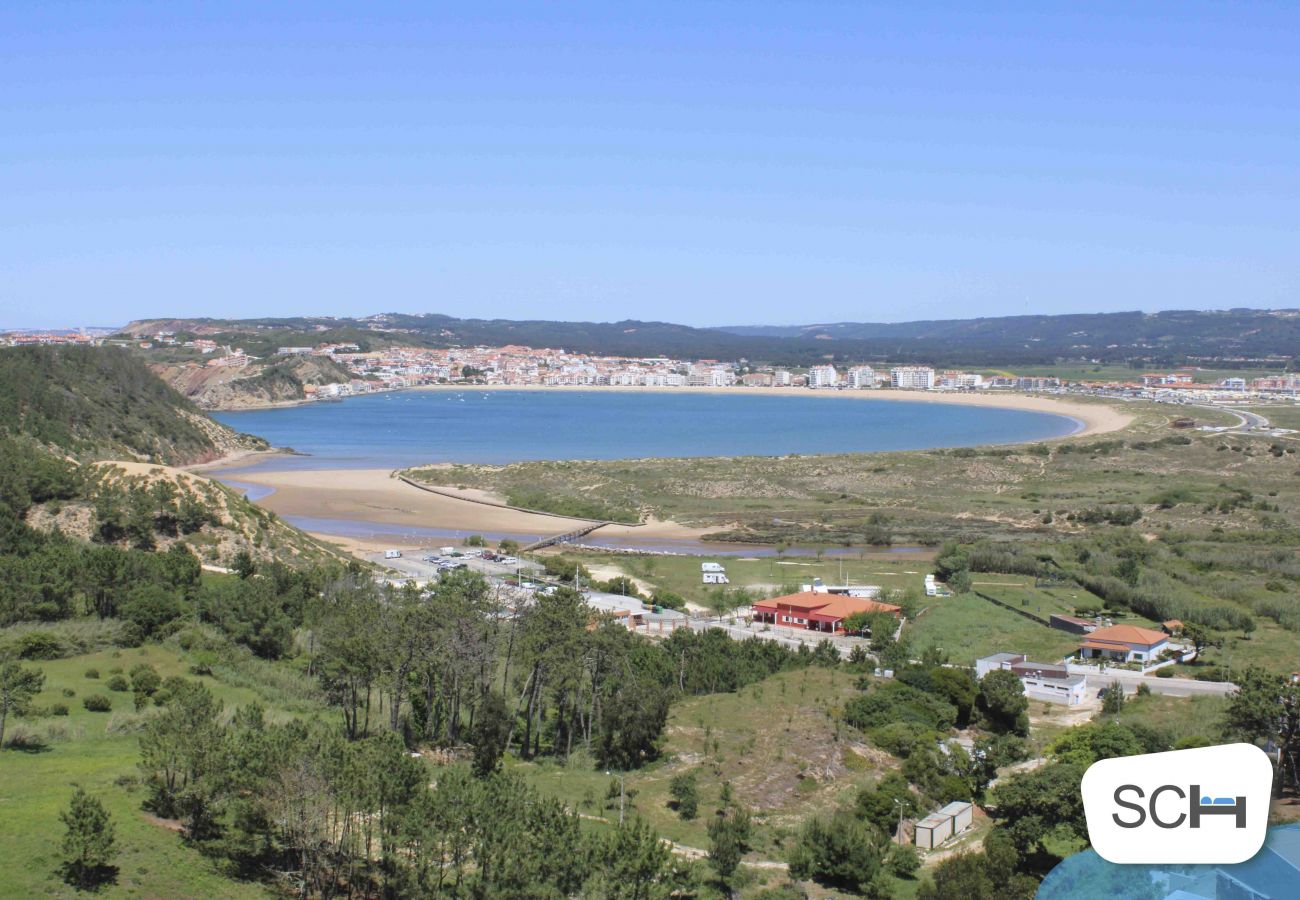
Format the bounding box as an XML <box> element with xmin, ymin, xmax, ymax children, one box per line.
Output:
<box><xmin>914</xmin><ymin>812</ymin><xmax>954</xmax><ymax>850</ymax></box>
<box><xmin>938</xmin><ymin>801</ymin><xmax>974</xmax><ymax>836</ymax></box>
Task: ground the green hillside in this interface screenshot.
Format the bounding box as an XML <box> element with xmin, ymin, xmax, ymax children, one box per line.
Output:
<box><xmin>0</xmin><ymin>345</ymin><xmax>264</xmax><ymax>466</ymax></box>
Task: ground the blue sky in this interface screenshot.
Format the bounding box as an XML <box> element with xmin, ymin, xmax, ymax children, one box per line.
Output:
<box><xmin>2</xmin><ymin>1</ymin><xmax>1297</xmax><ymax>328</ymax></box>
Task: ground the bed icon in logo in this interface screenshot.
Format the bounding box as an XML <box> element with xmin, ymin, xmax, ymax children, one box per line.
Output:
<box><xmin>1082</xmin><ymin>744</ymin><xmax>1271</xmax><ymax>863</ymax></box>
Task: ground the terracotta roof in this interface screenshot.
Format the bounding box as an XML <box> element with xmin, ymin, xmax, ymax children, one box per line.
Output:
<box><xmin>752</xmin><ymin>591</ymin><xmax>901</xmax><ymax>621</ymax></box>
<box><xmin>1081</xmin><ymin>624</ymin><xmax>1169</xmax><ymax>647</ymax></box>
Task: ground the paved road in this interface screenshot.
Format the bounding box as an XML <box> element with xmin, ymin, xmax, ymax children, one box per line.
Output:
<box><xmin>1192</xmin><ymin>404</ymin><xmax>1271</xmax><ymax>432</ymax></box>
<box><xmin>1076</xmin><ymin>669</ymin><xmax>1236</xmax><ymax>698</ymax></box>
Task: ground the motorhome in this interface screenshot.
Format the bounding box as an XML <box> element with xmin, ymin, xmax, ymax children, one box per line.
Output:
<box><xmin>384</xmin><ymin>549</ymin><xmax>402</xmax><ymax>559</ymax></box>
<box><xmin>701</xmin><ymin>562</ymin><xmax>725</xmax><ymax>573</ymax></box>
<box><xmin>703</xmin><ymin>571</ymin><xmax>730</xmax><ymax>585</ymax></box>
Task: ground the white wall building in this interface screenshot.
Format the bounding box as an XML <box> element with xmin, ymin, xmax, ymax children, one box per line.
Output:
<box><xmin>938</xmin><ymin>371</ymin><xmax>985</xmax><ymax>390</ymax></box>
<box><xmin>891</xmin><ymin>366</ymin><xmax>936</xmax><ymax>390</ymax></box>
<box><xmin>847</xmin><ymin>366</ymin><xmax>877</xmax><ymax>389</ymax></box>
<box><xmin>773</xmin><ymin>369</ymin><xmax>792</xmax><ymax>386</ymax></box>
<box><xmin>808</xmin><ymin>365</ymin><xmax>839</xmax><ymax>388</ymax></box>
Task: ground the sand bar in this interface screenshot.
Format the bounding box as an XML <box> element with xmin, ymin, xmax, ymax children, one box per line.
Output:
<box><xmin>211</xmin><ymin>388</ymin><xmax>1133</xmax><ymax>549</ymax></box>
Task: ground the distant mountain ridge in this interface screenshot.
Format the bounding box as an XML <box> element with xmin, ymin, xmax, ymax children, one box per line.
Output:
<box><xmin>121</xmin><ymin>307</ymin><xmax>1300</xmax><ymax>368</ymax></box>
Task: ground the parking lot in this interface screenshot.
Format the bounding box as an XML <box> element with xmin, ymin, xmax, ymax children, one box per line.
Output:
<box><xmin>365</xmin><ymin>546</ymin><xmax>545</xmax><ymax>584</ymax></box>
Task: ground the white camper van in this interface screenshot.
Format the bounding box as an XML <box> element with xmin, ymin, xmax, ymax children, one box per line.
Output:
<box><xmin>703</xmin><ymin>572</ymin><xmax>730</xmax><ymax>585</ymax></box>
<box><xmin>701</xmin><ymin>562</ymin><xmax>725</xmax><ymax>573</ymax></box>
<box><xmin>384</xmin><ymin>549</ymin><xmax>402</xmax><ymax>559</ymax></box>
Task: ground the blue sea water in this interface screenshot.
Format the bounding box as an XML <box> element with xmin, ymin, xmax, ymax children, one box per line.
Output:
<box><xmin>212</xmin><ymin>389</ymin><xmax>1080</xmax><ymax>470</ymax></box>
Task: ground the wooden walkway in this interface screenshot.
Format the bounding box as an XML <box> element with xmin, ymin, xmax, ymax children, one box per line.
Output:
<box><xmin>521</xmin><ymin>523</ymin><xmax>608</xmax><ymax>552</ymax></box>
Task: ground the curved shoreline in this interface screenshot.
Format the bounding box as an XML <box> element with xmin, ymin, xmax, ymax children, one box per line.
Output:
<box><xmin>209</xmin><ymin>390</ymin><xmax>1133</xmax><ymax>555</ymax></box>
<box><xmin>404</xmin><ymin>383</ymin><xmax>1128</xmax><ymax>438</ymax></box>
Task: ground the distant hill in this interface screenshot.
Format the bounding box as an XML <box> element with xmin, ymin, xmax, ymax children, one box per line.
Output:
<box><xmin>121</xmin><ymin>307</ymin><xmax>1300</xmax><ymax>368</ymax></box>
<box><xmin>717</xmin><ymin>309</ymin><xmax>1300</xmax><ymax>364</ymax></box>
<box><xmin>0</xmin><ymin>345</ymin><xmax>265</xmax><ymax>465</ymax></box>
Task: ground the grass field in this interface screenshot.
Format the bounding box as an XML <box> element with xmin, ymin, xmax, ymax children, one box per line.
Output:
<box><xmin>567</xmin><ymin>550</ymin><xmax>933</xmax><ymax>609</ymax></box>
<box><xmin>0</xmin><ymin>643</ymin><xmax>314</xmax><ymax>899</ymax></box>
<box><xmin>905</xmin><ymin>592</ymin><xmax>1083</xmax><ymax>665</ymax></box>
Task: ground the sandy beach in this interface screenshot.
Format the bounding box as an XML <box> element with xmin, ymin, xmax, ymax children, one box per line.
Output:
<box><xmin>210</xmin><ymin>387</ymin><xmax>1133</xmax><ymax>551</ymax></box>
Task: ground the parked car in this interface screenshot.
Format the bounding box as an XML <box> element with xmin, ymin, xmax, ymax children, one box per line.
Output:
<box><xmin>498</xmin><ymin>556</ymin><xmax>519</xmax><ymax>566</ymax></box>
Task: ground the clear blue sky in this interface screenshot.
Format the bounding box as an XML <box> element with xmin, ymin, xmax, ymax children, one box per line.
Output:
<box><xmin>2</xmin><ymin>1</ymin><xmax>1297</xmax><ymax>329</ymax></box>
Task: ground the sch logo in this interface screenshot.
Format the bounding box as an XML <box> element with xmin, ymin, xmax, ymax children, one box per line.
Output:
<box><xmin>1082</xmin><ymin>744</ymin><xmax>1272</xmax><ymax>864</ymax></box>
<box><xmin>1112</xmin><ymin>784</ymin><xmax>1246</xmax><ymax>829</ymax></box>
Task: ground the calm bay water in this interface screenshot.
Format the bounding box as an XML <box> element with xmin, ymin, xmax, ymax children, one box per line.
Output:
<box><xmin>212</xmin><ymin>389</ymin><xmax>1079</xmax><ymax>469</ymax></box>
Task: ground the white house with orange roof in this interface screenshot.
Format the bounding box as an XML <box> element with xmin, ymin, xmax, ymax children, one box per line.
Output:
<box><xmin>1077</xmin><ymin>624</ymin><xmax>1170</xmax><ymax>664</ymax></box>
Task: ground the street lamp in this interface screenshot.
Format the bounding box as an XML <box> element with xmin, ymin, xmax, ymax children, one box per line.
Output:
<box><xmin>605</xmin><ymin>770</ymin><xmax>625</xmax><ymax>825</ymax></box>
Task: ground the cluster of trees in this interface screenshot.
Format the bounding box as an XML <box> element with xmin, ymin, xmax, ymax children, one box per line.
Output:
<box><xmin>135</xmin><ymin>679</ymin><xmax>695</xmax><ymax>898</ymax></box>
<box><xmin>782</xmin><ymin>657</ymin><xmax>1029</xmax><ymax>896</ymax></box>
<box><xmin>306</xmin><ymin>572</ymin><xmax>836</xmax><ymax>769</ymax></box>
<box><xmin>0</xmin><ymin>345</ymin><xmax>240</xmax><ymax>465</ymax></box>
<box><xmin>90</xmin><ymin>477</ymin><xmax>220</xmax><ymax>549</ymax></box>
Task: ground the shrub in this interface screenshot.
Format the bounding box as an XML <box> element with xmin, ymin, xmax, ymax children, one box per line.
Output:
<box><xmin>62</xmin><ymin>688</ymin><xmax>75</xmax><ymax>697</ymax></box>
<box><xmin>106</xmin><ymin>675</ymin><xmax>130</xmax><ymax>692</ymax></box>
<box><xmin>15</xmin><ymin>631</ymin><xmax>63</xmax><ymax>660</ymax></box>
<box><xmin>868</xmin><ymin>721</ymin><xmax>933</xmax><ymax>758</ymax></box>
<box><xmin>130</xmin><ymin>666</ymin><xmax>161</xmax><ymax>696</ymax></box>
<box><xmin>844</xmin><ymin>682</ymin><xmax>958</xmax><ymax>733</ymax></box>
<box><xmin>83</xmin><ymin>668</ymin><xmax>100</xmax><ymax>680</ymax></box>
<box><xmin>82</xmin><ymin>695</ymin><xmax>112</xmax><ymax>712</ymax></box>
<box><xmin>51</xmin><ymin>703</ymin><xmax>70</xmax><ymax>716</ymax></box>
<box><xmin>1155</xmin><ymin>667</ymin><xmax>1175</xmax><ymax>678</ymax></box>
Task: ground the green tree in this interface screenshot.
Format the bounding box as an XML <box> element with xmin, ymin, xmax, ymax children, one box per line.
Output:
<box><xmin>469</xmin><ymin>691</ymin><xmax>511</xmax><ymax>778</ymax></box>
<box><xmin>60</xmin><ymin>787</ymin><xmax>116</xmax><ymax>888</ymax></box>
<box><xmin>947</xmin><ymin>569</ymin><xmax>972</xmax><ymax>594</ymax></box>
<box><xmin>977</xmin><ymin>669</ymin><xmax>1029</xmax><ymax>735</ymax></box>
<box><xmin>587</xmin><ymin>816</ymin><xmax>679</xmax><ymax>900</ymax></box>
<box><xmin>0</xmin><ymin>650</ymin><xmax>45</xmax><ymax>748</ymax></box>
<box><xmin>1101</xmin><ymin>680</ymin><xmax>1126</xmax><ymax>715</ymax></box>
<box><xmin>138</xmin><ymin>679</ymin><xmax>225</xmax><ymax>835</ymax></box>
<box><xmin>120</xmin><ymin>583</ymin><xmax>184</xmax><ymax>638</ymax></box>
<box><xmin>991</xmin><ymin>762</ymin><xmax>1087</xmax><ymax>856</ymax></box>
<box><xmin>787</xmin><ymin>809</ymin><xmax>884</xmax><ymax>893</ymax></box>
<box><xmin>889</xmin><ymin>843</ymin><xmax>921</xmax><ymax>879</ymax></box>
<box><xmin>669</xmin><ymin>770</ymin><xmax>699</xmax><ymax>820</ymax></box>
<box><xmin>707</xmin><ymin>804</ymin><xmax>752</xmax><ymax>892</ymax></box>
<box><xmin>1222</xmin><ymin>667</ymin><xmax>1300</xmax><ymax>795</ymax></box>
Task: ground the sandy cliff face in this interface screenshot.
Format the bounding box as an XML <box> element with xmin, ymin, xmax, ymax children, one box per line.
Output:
<box><xmin>152</xmin><ymin>355</ymin><xmax>350</xmax><ymax>410</ymax></box>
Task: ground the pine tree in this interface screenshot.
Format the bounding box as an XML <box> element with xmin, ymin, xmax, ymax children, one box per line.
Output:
<box><xmin>61</xmin><ymin>787</ymin><xmax>116</xmax><ymax>887</ymax></box>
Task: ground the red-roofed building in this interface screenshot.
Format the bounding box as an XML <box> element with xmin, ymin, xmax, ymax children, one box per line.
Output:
<box><xmin>1078</xmin><ymin>624</ymin><xmax>1170</xmax><ymax>664</ymax></box>
<box><xmin>752</xmin><ymin>591</ymin><xmax>900</xmax><ymax>635</ymax></box>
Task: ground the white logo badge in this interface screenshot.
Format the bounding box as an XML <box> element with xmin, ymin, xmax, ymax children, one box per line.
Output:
<box><xmin>1081</xmin><ymin>743</ymin><xmax>1272</xmax><ymax>864</ymax></box>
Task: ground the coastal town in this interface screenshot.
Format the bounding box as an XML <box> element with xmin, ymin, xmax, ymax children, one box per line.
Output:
<box><xmin>6</xmin><ymin>327</ymin><xmax>1298</xmax><ymax>409</ymax></box>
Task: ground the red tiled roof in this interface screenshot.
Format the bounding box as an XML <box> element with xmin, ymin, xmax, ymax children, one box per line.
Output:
<box><xmin>1084</xmin><ymin>624</ymin><xmax>1168</xmax><ymax>647</ymax></box>
<box><xmin>752</xmin><ymin>592</ymin><xmax>900</xmax><ymax>622</ymax></box>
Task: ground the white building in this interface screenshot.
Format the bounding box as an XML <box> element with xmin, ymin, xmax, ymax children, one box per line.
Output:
<box><xmin>808</xmin><ymin>365</ymin><xmax>839</xmax><ymax>388</ymax></box>
<box><xmin>891</xmin><ymin>366</ymin><xmax>936</xmax><ymax>390</ymax></box>
<box><xmin>847</xmin><ymin>366</ymin><xmax>877</xmax><ymax>389</ymax></box>
<box><xmin>937</xmin><ymin>371</ymin><xmax>984</xmax><ymax>390</ymax></box>
<box><xmin>976</xmin><ymin>653</ymin><xmax>1087</xmax><ymax>706</ymax></box>
<box><xmin>773</xmin><ymin>369</ymin><xmax>792</xmax><ymax>387</ymax></box>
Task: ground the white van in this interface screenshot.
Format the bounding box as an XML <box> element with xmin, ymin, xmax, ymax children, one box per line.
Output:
<box><xmin>701</xmin><ymin>562</ymin><xmax>725</xmax><ymax>573</ymax></box>
<box><xmin>702</xmin><ymin>572</ymin><xmax>730</xmax><ymax>585</ymax></box>
<box><xmin>384</xmin><ymin>549</ymin><xmax>402</xmax><ymax>559</ymax></box>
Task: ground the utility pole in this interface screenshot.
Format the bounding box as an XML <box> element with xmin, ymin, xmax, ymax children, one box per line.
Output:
<box><xmin>894</xmin><ymin>797</ymin><xmax>905</xmax><ymax>846</ymax></box>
